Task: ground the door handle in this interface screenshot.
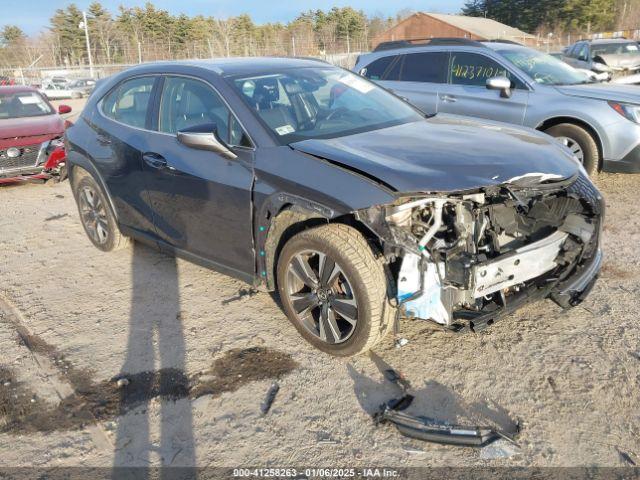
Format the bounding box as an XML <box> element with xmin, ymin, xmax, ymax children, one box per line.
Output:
<box><xmin>143</xmin><ymin>152</ymin><xmax>168</xmax><ymax>169</ymax></box>
<box><xmin>441</xmin><ymin>94</ymin><xmax>457</xmax><ymax>103</ymax></box>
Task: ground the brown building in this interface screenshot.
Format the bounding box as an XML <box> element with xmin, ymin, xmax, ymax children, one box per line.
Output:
<box><xmin>373</xmin><ymin>12</ymin><xmax>536</xmax><ymax>48</ymax></box>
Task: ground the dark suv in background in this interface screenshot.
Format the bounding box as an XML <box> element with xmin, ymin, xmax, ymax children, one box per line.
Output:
<box><xmin>66</xmin><ymin>58</ymin><xmax>603</xmax><ymax>356</ymax></box>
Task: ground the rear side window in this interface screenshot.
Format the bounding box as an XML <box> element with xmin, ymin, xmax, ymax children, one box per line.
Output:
<box><xmin>362</xmin><ymin>55</ymin><xmax>397</xmax><ymax>80</ymax></box>
<box><xmin>101</xmin><ymin>77</ymin><xmax>155</xmax><ymax>128</ymax></box>
<box><xmin>450</xmin><ymin>52</ymin><xmax>524</xmax><ymax>88</ymax></box>
<box><xmin>577</xmin><ymin>44</ymin><xmax>590</xmax><ymax>60</ymax></box>
<box><xmin>400</xmin><ymin>52</ymin><xmax>449</xmax><ymax>83</ymax></box>
<box><xmin>567</xmin><ymin>43</ymin><xmax>579</xmax><ymax>58</ymax></box>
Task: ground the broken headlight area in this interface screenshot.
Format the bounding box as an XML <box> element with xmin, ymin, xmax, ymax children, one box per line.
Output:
<box><xmin>359</xmin><ymin>175</ymin><xmax>602</xmax><ymax>331</ymax></box>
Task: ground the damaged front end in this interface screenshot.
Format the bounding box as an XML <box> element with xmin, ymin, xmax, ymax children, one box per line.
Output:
<box><xmin>358</xmin><ymin>173</ymin><xmax>603</xmax><ymax>332</ymax></box>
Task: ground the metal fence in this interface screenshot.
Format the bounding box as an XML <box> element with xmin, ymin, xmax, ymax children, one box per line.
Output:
<box><xmin>1</xmin><ymin>29</ymin><xmax>636</xmax><ymax>87</ymax></box>
<box><xmin>0</xmin><ymin>40</ymin><xmax>365</xmax><ymax>86</ymax></box>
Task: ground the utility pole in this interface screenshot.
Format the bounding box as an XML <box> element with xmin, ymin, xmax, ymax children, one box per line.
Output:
<box><xmin>80</xmin><ymin>11</ymin><xmax>94</xmax><ymax>77</ymax></box>
<box><xmin>291</xmin><ymin>36</ymin><xmax>296</xmax><ymax>57</ymax></box>
<box><xmin>138</xmin><ymin>41</ymin><xmax>142</xmax><ymax>63</ymax></box>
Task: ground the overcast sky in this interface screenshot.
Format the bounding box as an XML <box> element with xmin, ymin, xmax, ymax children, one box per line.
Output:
<box><xmin>4</xmin><ymin>0</ymin><xmax>466</xmax><ymax>35</ymax></box>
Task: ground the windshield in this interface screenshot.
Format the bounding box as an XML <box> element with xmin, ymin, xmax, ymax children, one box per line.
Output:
<box><xmin>592</xmin><ymin>42</ymin><xmax>640</xmax><ymax>56</ymax></box>
<box><xmin>500</xmin><ymin>48</ymin><xmax>590</xmax><ymax>86</ymax></box>
<box><xmin>0</xmin><ymin>91</ymin><xmax>53</xmax><ymax>119</ymax></box>
<box><xmin>230</xmin><ymin>67</ymin><xmax>423</xmax><ymax>144</ymax></box>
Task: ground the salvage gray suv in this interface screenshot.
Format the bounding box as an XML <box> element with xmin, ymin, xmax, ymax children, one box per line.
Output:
<box><xmin>355</xmin><ymin>38</ymin><xmax>640</xmax><ymax>175</ymax></box>
<box><xmin>66</xmin><ymin>58</ymin><xmax>603</xmax><ymax>356</ymax></box>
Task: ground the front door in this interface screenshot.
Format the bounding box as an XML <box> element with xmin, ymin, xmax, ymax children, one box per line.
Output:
<box><xmin>142</xmin><ymin>75</ymin><xmax>256</xmax><ymax>277</ymax></box>
<box><xmin>436</xmin><ymin>51</ymin><xmax>529</xmax><ymax>125</ymax></box>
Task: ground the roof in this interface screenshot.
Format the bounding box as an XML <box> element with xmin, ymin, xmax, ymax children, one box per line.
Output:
<box><xmin>0</xmin><ymin>85</ymin><xmax>38</xmax><ymax>94</ymax></box>
<box><xmin>420</xmin><ymin>12</ymin><xmax>535</xmax><ymax>41</ymax></box>
<box><xmin>126</xmin><ymin>57</ymin><xmax>330</xmax><ymax>77</ymax></box>
<box><xmin>590</xmin><ymin>38</ymin><xmax>637</xmax><ymax>44</ymax></box>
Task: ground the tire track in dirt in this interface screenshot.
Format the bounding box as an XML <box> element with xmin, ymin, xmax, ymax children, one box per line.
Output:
<box><xmin>0</xmin><ymin>293</ymin><xmax>113</xmax><ymax>450</ymax></box>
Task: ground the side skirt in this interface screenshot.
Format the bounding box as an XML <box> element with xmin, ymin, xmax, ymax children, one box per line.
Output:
<box><xmin>119</xmin><ymin>225</ymin><xmax>257</xmax><ymax>286</ymax></box>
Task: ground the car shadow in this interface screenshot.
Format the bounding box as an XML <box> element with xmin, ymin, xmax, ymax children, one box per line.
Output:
<box><xmin>111</xmin><ymin>242</ymin><xmax>196</xmax><ymax>479</ymax></box>
<box><xmin>347</xmin><ymin>351</ymin><xmax>518</xmax><ymax>434</ymax></box>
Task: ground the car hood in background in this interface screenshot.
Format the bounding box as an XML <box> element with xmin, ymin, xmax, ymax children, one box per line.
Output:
<box><xmin>290</xmin><ymin>116</ymin><xmax>579</xmax><ymax>193</ymax></box>
<box><xmin>595</xmin><ymin>53</ymin><xmax>640</xmax><ymax>70</ymax></box>
<box><xmin>556</xmin><ymin>82</ymin><xmax>640</xmax><ymax>103</ymax></box>
<box><xmin>0</xmin><ymin>114</ymin><xmax>64</xmax><ymax>143</ymax></box>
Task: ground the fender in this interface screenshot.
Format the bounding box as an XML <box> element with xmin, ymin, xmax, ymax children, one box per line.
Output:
<box><xmin>256</xmin><ymin>192</ymin><xmax>336</xmax><ymax>290</ymax></box>
<box><xmin>66</xmin><ymin>147</ymin><xmax>120</xmax><ymax>223</ymax></box>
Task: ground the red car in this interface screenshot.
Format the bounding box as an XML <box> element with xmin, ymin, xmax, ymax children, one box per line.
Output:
<box><xmin>0</xmin><ymin>86</ymin><xmax>71</xmax><ymax>184</ymax></box>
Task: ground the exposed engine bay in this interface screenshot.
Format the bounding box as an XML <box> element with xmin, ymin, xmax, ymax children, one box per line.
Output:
<box><xmin>358</xmin><ymin>174</ymin><xmax>602</xmax><ymax>331</ymax></box>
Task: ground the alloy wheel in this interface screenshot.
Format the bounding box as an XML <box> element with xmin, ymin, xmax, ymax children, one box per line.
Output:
<box><xmin>285</xmin><ymin>249</ymin><xmax>358</xmax><ymax>344</ymax></box>
<box><xmin>557</xmin><ymin>136</ymin><xmax>585</xmax><ymax>164</ymax></box>
<box><xmin>78</xmin><ymin>186</ymin><xmax>109</xmax><ymax>245</ymax></box>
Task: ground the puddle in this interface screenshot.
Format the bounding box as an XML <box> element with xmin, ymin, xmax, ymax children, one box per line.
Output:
<box><xmin>1</xmin><ymin>335</ymin><xmax>297</xmax><ymax>434</ymax></box>
<box><xmin>190</xmin><ymin>346</ymin><xmax>298</xmax><ymax>398</ymax></box>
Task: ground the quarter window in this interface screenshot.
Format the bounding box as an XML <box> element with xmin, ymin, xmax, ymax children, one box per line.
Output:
<box><xmin>101</xmin><ymin>77</ymin><xmax>155</xmax><ymax>128</ymax></box>
<box><xmin>450</xmin><ymin>52</ymin><xmax>524</xmax><ymax>88</ymax></box>
<box><xmin>362</xmin><ymin>55</ymin><xmax>396</xmax><ymax>80</ymax></box>
<box><xmin>159</xmin><ymin>76</ymin><xmax>250</xmax><ymax>147</ymax></box>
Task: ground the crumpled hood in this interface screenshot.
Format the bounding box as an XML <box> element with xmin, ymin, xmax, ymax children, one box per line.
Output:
<box><xmin>556</xmin><ymin>82</ymin><xmax>640</xmax><ymax>103</ymax></box>
<box><xmin>290</xmin><ymin>116</ymin><xmax>579</xmax><ymax>193</ymax></box>
<box><xmin>596</xmin><ymin>53</ymin><xmax>640</xmax><ymax>70</ymax></box>
<box><xmin>0</xmin><ymin>114</ymin><xmax>64</xmax><ymax>142</ymax></box>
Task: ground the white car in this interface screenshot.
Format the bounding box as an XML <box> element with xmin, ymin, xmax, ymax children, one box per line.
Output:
<box><xmin>39</xmin><ymin>82</ymin><xmax>83</xmax><ymax>100</ymax></box>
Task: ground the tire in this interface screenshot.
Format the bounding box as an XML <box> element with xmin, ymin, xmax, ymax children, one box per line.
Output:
<box><xmin>277</xmin><ymin>223</ymin><xmax>394</xmax><ymax>356</ymax></box>
<box><xmin>71</xmin><ymin>172</ymin><xmax>129</xmax><ymax>252</ymax></box>
<box><xmin>545</xmin><ymin>123</ymin><xmax>599</xmax><ymax>176</ymax></box>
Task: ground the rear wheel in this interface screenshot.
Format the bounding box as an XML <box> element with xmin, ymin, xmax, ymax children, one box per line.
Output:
<box><xmin>72</xmin><ymin>173</ymin><xmax>129</xmax><ymax>252</ymax></box>
<box><xmin>545</xmin><ymin>123</ymin><xmax>599</xmax><ymax>176</ymax></box>
<box><xmin>277</xmin><ymin>223</ymin><xmax>393</xmax><ymax>356</ymax></box>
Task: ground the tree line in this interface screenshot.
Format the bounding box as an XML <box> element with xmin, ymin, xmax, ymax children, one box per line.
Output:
<box><xmin>0</xmin><ymin>0</ymin><xmax>637</xmax><ymax>70</ymax></box>
<box><xmin>0</xmin><ymin>2</ymin><xmax>409</xmax><ymax>69</ymax></box>
<box><xmin>462</xmin><ymin>0</ymin><xmax>636</xmax><ymax>35</ymax></box>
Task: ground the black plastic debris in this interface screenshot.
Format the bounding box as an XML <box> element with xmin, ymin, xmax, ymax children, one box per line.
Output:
<box><xmin>260</xmin><ymin>382</ymin><xmax>279</xmax><ymax>414</ymax></box>
<box><xmin>374</xmin><ymin>366</ymin><xmax>519</xmax><ymax>448</ymax></box>
<box><xmin>375</xmin><ymin>406</ymin><xmax>517</xmax><ymax>447</ymax></box>
<box><xmin>222</xmin><ymin>288</ymin><xmax>259</xmax><ymax>305</ymax></box>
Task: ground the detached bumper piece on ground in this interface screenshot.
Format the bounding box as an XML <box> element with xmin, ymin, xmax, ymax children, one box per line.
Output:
<box><xmin>373</xmin><ymin>368</ymin><xmax>519</xmax><ymax>447</ymax></box>
<box><xmin>375</xmin><ymin>402</ymin><xmax>518</xmax><ymax>447</ymax></box>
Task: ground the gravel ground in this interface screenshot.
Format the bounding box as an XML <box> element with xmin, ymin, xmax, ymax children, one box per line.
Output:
<box><xmin>0</xmin><ymin>168</ymin><xmax>638</xmax><ymax>470</ymax></box>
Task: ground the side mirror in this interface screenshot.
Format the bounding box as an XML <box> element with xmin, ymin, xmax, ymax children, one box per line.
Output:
<box><xmin>486</xmin><ymin>76</ymin><xmax>512</xmax><ymax>98</ymax></box>
<box><xmin>58</xmin><ymin>104</ymin><xmax>72</xmax><ymax>114</ymax></box>
<box><xmin>177</xmin><ymin>123</ymin><xmax>237</xmax><ymax>160</ymax></box>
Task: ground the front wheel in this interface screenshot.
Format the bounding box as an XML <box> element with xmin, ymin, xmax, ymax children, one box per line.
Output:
<box><xmin>276</xmin><ymin>224</ymin><xmax>393</xmax><ymax>356</ymax></box>
<box><xmin>545</xmin><ymin>123</ymin><xmax>599</xmax><ymax>176</ymax></box>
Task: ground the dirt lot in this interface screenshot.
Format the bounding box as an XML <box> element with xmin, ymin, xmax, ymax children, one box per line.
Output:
<box><xmin>1</xmin><ymin>144</ymin><xmax>639</xmax><ymax>470</ymax></box>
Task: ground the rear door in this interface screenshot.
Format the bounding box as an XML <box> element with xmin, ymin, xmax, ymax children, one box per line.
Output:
<box><xmin>88</xmin><ymin>75</ymin><xmax>159</xmax><ymax>238</ymax></box>
<box><xmin>141</xmin><ymin>75</ymin><xmax>256</xmax><ymax>277</ymax></box>
<box><xmin>436</xmin><ymin>51</ymin><xmax>529</xmax><ymax>125</ymax></box>
<box><xmin>364</xmin><ymin>51</ymin><xmax>449</xmax><ymax>115</ymax></box>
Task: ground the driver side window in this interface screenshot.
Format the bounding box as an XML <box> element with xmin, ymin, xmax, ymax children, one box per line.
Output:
<box><xmin>159</xmin><ymin>76</ymin><xmax>251</xmax><ymax>147</ymax></box>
